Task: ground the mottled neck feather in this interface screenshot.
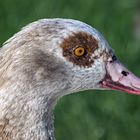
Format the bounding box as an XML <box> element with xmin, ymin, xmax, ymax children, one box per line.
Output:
<box><xmin>0</xmin><ymin>45</ymin><xmax>69</xmax><ymax>140</ymax></box>
<box><xmin>0</xmin><ymin>56</ymin><xmax>68</xmax><ymax>140</ymax></box>
<box><xmin>0</xmin><ymin>89</ymin><xmax>56</xmax><ymax>140</ymax></box>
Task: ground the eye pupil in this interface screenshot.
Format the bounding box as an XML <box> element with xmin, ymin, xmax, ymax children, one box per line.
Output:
<box><xmin>74</xmin><ymin>47</ymin><xmax>85</xmax><ymax>56</ymax></box>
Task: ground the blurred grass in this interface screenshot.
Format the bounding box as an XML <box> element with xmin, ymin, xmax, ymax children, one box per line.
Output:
<box><xmin>0</xmin><ymin>0</ymin><xmax>140</xmax><ymax>140</ymax></box>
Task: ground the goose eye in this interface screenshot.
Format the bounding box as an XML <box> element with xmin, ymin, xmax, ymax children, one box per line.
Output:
<box><xmin>74</xmin><ymin>47</ymin><xmax>85</xmax><ymax>57</ymax></box>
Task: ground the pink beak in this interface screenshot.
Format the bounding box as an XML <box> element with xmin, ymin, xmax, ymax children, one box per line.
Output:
<box><xmin>101</xmin><ymin>60</ymin><xmax>140</xmax><ymax>95</ymax></box>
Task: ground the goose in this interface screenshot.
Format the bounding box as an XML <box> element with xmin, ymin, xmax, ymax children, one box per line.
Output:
<box><xmin>0</xmin><ymin>18</ymin><xmax>140</xmax><ymax>140</ymax></box>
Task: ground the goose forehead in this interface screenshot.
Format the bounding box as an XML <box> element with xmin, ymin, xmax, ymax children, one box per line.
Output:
<box><xmin>58</xmin><ymin>19</ymin><xmax>112</xmax><ymax>49</ymax></box>
<box><xmin>54</xmin><ymin>19</ymin><xmax>110</xmax><ymax>47</ymax></box>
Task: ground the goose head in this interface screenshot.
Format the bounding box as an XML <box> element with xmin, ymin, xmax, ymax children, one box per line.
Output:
<box><xmin>57</xmin><ymin>26</ymin><xmax>140</xmax><ymax>95</ymax></box>
<box><xmin>1</xmin><ymin>18</ymin><xmax>140</xmax><ymax>140</ymax></box>
<box><xmin>12</xmin><ymin>18</ymin><xmax>140</xmax><ymax>96</ymax></box>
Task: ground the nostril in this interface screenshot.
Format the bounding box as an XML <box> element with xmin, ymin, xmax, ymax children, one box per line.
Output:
<box><xmin>121</xmin><ymin>71</ymin><xmax>129</xmax><ymax>76</ymax></box>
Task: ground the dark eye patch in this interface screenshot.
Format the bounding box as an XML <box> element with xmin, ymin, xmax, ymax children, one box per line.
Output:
<box><xmin>60</xmin><ymin>32</ymin><xmax>99</xmax><ymax>67</ymax></box>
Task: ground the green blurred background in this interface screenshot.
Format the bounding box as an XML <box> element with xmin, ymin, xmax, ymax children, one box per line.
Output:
<box><xmin>0</xmin><ymin>0</ymin><xmax>140</xmax><ymax>140</ymax></box>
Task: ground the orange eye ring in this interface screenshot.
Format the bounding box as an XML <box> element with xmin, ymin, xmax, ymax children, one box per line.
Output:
<box><xmin>74</xmin><ymin>47</ymin><xmax>85</xmax><ymax>57</ymax></box>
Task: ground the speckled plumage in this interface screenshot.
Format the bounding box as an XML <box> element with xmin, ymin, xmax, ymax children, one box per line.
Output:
<box><xmin>0</xmin><ymin>18</ymin><xmax>134</xmax><ymax>140</ymax></box>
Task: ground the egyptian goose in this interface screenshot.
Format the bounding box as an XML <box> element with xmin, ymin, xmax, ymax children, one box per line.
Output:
<box><xmin>0</xmin><ymin>18</ymin><xmax>140</xmax><ymax>140</ymax></box>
